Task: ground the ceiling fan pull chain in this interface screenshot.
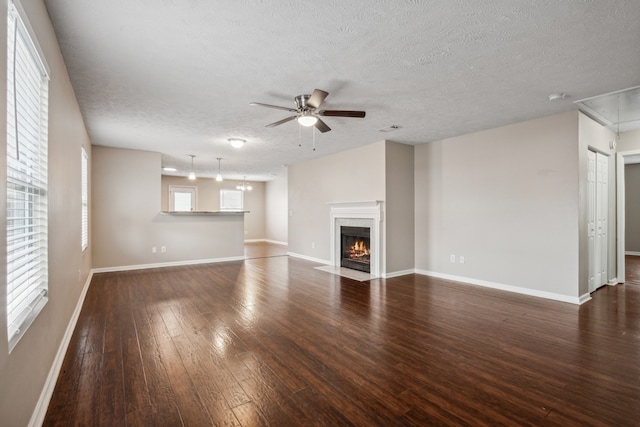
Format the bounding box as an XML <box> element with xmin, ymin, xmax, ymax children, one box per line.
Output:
<box><xmin>313</xmin><ymin>125</ymin><xmax>316</xmax><ymax>151</ymax></box>
<box><xmin>298</xmin><ymin>122</ymin><xmax>302</xmax><ymax>147</ymax></box>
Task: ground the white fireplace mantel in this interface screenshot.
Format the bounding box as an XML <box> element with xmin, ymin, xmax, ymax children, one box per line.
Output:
<box><xmin>329</xmin><ymin>201</ymin><xmax>382</xmax><ymax>278</ymax></box>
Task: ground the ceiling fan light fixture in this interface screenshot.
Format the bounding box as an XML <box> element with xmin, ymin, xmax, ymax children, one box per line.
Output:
<box><xmin>229</xmin><ymin>138</ymin><xmax>245</xmax><ymax>148</ymax></box>
<box><xmin>298</xmin><ymin>112</ymin><xmax>318</xmax><ymax>127</ymax></box>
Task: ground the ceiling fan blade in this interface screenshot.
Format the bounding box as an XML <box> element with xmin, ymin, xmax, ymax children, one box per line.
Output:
<box><xmin>319</xmin><ymin>110</ymin><xmax>366</xmax><ymax>118</ymax></box>
<box><xmin>307</xmin><ymin>89</ymin><xmax>329</xmax><ymax>109</ymax></box>
<box><xmin>265</xmin><ymin>115</ymin><xmax>297</xmax><ymax>128</ymax></box>
<box><xmin>250</xmin><ymin>102</ymin><xmax>297</xmax><ymax>113</ymax></box>
<box><xmin>314</xmin><ymin>118</ymin><xmax>331</xmax><ymax>133</ymax></box>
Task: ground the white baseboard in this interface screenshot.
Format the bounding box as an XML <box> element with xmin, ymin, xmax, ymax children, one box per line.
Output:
<box><xmin>287</xmin><ymin>252</ymin><xmax>330</xmax><ymax>265</ymax></box>
<box><xmin>244</xmin><ymin>239</ymin><xmax>288</xmax><ymax>246</ymax></box>
<box><xmin>625</xmin><ymin>251</ymin><xmax>640</xmax><ymax>256</ymax></box>
<box><xmin>383</xmin><ymin>269</ymin><xmax>415</xmax><ymax>279</ymax></box>
<box><xmin>415</xmin><ymin>269</ymin><xmax>584</xmax><ymax>305</ymax></box>
<box><xmin>91</xmin><ymin>256</ymin><xmax>245</xmax><ymax>273</ymax></box>
<box><xmin>264</xmin><ymin>239</ymin><xmax>288</xmax><ymax>246</ymax></box>
<box><xmin>28</xmin><ymin>270</ymin><xmax>94</xmax><ymax>427</ymax></box>
<box><xmin>608</xmin><ymin>278</ymin><xmax>619</xmax><ymax>286</ymax></box>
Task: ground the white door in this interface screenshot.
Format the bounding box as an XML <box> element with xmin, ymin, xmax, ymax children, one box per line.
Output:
<box><xmin>587</xmin><ymin>150</ymin><xmax>597</xmax><ymax>291</ymax></box>
<box><xmin>587</xmin><ymin>150</ymin><xmax>608</xmax><ymax>293</ymax></box>
<box><xmin>596</xmin><ymin>153</ymin><xmax>608</xmax><ymax>287</ymax></box>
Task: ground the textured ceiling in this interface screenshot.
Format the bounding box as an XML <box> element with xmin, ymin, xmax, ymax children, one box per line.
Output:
<box><xmin>44</xmin><ymin>0</ymin><xmax>640</xmax><ymax>181</ymax></box>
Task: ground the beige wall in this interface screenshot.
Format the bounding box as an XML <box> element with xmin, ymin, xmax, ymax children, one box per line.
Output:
<box><xmin>287</xmin><ymin>140</ymin><xmax>414</xmax><ymax>276</ymax></box>
<box><xmin>415</xmin><ymin>112</ymin><xmax>582</xmax><ymax>299</ymax></box>
<box><xmin>161</xmin><ymin>175</ymin><xmax>265</xmax><ymax>240</ymax></box>
<box><xmin>288</xmin><ymin>141</ymin><xmax>386</xmax><ymax>263</ymax></box>
<box><xmin>265</xmin><ymin>173</ymin><xmax>288</xmax><ymax>244</ymax></box>
<box><xmin>0</xmin><ymin>0</ymin><xmax>93</xmax><ymax>425</ymax></box>
<box><xmin>625</xmin><ymin>164</ymin><xmax>640</xmax><ymax>252</ymax></box>
<box><xmin>618</xmin><ymin>129</ymin><xmax>640</xmax><ymax>152</ymax></box>
<box><xmin>385</xmin><ymin>141</ymin><xmax>415</xmax><ymax>274</ymax></box>
<box><xmin>92</xmin><ymin>146</ymin><xmax>245</xmax><ymax>269</ymax></box>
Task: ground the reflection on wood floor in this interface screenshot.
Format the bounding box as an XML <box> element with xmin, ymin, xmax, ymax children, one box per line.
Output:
<box><xmin>43</xmin><ymin>253</ymin><xmax>640</xmax><ymax>426</ymax></box>
<box><xmin>244</xmin><ymin>241</ymin><xmax>288</xmax><ymax>259</ymax></box>
<box><xmin>626</xmin><ymin>254</ymin><xmax>640</xmax><ymax>284</ymax></box>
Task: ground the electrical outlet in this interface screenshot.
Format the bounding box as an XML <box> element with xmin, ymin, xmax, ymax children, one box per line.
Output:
<box><xmin>161</xmin><ymin>246</ymin><xmax>167</xmax><ymax>253</ymax></box>
<box><xmin>450</xmin><ymin>254</ymin><xmax>456</xmax><ymax>263</ymax></box>
<box><xmin>152</xmin><ymin>246</ymin><xmax>157</xmax><ymax>253</ymax></box>
<box><xmin>311</xmin><ymin>242</ymin><xmax>315</xmax><ymax>249</ymax></box>
<box><xmin>459</xmin><ymin>256</ymin><xmax>465</xmax><ymax>264</ymax></box>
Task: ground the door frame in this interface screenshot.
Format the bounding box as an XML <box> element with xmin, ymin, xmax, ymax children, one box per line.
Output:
<box><xmin>616</xmin><ymin>149</ymin><xmax>640</xmax><ymax>283</ymax></box>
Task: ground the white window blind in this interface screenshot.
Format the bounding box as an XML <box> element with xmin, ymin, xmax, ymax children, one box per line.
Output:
<box><xmin>220</xmin><ymin>189</ymin><xmax>243</xmax><ymax>211</ymax></box>
<box><xmin>81</xmin><ymin>147</ymin><xmax>88</xmax><ymax>250</ymax></box>
<box><xmin>6</xmin><ymin>1</ymin><xmax>50</xmax><ymax>350</ymax></box>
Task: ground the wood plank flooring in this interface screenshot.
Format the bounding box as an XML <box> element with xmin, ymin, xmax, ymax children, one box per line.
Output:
<box><xmin>43</xmin><ymin>251</ymin><xmax>640</xmax><ymax>426</ymax></box>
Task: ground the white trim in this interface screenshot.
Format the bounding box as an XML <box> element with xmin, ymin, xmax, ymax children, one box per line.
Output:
<box><xmin>28</xmin><ymin>271</ymin><xmax>93</xmax><ymax>427</ymax></box>
<box><xmin>91</xmin><ymin>256</ymin><xmax>245</xmax><ymax>273</ymax></box>
<box><xmin>244</xmin><ymin>239</ymin><xmax>288</xmax><ymax>246</ymax></box>
<box><xmin>625</xmin><ymin>251</ymin><xmax>640</xmax><ymax>256</ymax></box>
<box><xmin>329</xmin><ymin>201</ymin><xmax>382</xmax><ymax>278</ymax></box>
<box><xmin>287</xmin><ymin>251</ymin><xmax>330</xmax><ymax>265</ymax></box>
<box><xmin>264</xmin><ymin>239</ymin><xmax>288</xmax><ymax>246</ymax></box>
<box><xmin>608</xmin><ymin>278</ymin><xmax>619</xmax><ymax>286</ymax></box>
<box><xmin>383</xmin><ymin>269</ymin><xmax>415</xmax><ymax>279</ymax></box>
<box><xmin>415</xmin><ymin>269</ymin><xmax>584</xmax><ymax>305</ymax></box>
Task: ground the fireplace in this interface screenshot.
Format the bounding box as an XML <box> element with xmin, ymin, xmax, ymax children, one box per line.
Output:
<box><xmin>330</xmin><ymin>201</ymin><xmax>382</xmax><ymax>278</ymax></box>
<box><xmin>340</xmin><ymin>226</ymin><xmax>371</xmax><ymax>273</ymax></box>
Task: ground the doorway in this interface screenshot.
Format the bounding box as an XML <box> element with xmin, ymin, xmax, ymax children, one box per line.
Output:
<box><xmin>616</xmin><ymin>149</ymin><xmax>640</xmax><ymax>283</ymax></box>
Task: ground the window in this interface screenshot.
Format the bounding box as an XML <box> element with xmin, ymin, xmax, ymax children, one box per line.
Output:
<box><xmin>81</xmin><ymin>147</ymin><xmax>88</xmax><ymax>250</ymax></box>
<box><xmin>169</xmin><ymin>185</ymin><xmax>197</xmax><ymax>211</ymax></box>
<box><xmin>6</xmin><ymin>1</ymin><xmax>50</xmax><ymax>350</ymax></box>
<box><xmin>220</xmin><ymin>189</ymin><xmax>243</xmax><ymax>211</ymax></box>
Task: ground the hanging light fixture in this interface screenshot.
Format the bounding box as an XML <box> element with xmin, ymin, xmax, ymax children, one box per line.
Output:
<box><xmin>236</xmin><ymin>176</ymin><xmax>252</xmax><ymax>191</ymax></box>
<box><xmin>216</xmin><ymin>157</ymin><xmax>223</xmax><ymax>182</ymax></box>
<box><xmin>297</xmin><ymin>111</ymin><xmax>318</xmax><ymax>127</ymax></box>
<box><xmin>188</xmin><ymin>155</ymin><xmax>196</xmax><ymax>180</ymax></box>
<box><xmin>228</xmin><ymin>138</ymin><xmax>246</xmax><ymax>148</ymax></box>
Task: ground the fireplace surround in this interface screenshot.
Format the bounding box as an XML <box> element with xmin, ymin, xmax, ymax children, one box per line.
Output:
<box><xmin>329</xmin><ymin>201</ymin><xmax>382</xmax><ymax>278</ymax></box>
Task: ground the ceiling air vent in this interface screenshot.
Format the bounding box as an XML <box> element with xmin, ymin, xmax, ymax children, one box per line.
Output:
<box><xmin>378</xmin><ymin>125</ymin><xmax>402</xmax><ymax>133</ymax></box>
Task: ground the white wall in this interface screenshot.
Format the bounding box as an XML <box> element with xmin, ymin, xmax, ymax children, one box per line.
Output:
<box><xmin>415</xmin><ymin>111</ymin><xmax>581</xmax><ymax>300</ymax></box>
<box><xmin>0</xmin><ymin>1</ymin><xmax>93</xmax><ymax>425</ymax></box>
<box><xmin>161</xmin><ymin>175</ymin><xmax>265</xmax><ymax>241</ymax></box>
<box><xmin>92</xmin><ymin>146</ymin><xmax>245</xmax><ymax>269</ymax></box>
<box><xmin>265</xmin><ymin>172</ymin><xmax>288</xmax><ymax>244</ymax></box>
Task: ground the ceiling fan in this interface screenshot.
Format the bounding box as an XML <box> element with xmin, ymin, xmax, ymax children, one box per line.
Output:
<box><xmin>250</xmin><ymin>89</ymin><xmax>366</xmax><ymax>133</ymax></box>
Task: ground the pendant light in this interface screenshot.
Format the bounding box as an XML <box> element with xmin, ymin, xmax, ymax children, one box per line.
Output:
<box><xmin>236</xmin><ymin>176</ymin><xmax>252</xmax><ymax>191</ymax></box>
<box><xmin>188</xmin><ymin>155</ymin><xmax>196</xmax><ymax>180</ymax></box>
<box><xmin>216</xmin><ymin>157</ymin><xmax>223</xmax><ymax>182</ymax></box>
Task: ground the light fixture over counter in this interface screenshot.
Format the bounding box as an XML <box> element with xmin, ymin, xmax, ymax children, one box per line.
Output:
<box><xmin>216</xmin><ymin>157</ymin><xmax>223</xmax><ymax>182</ymax></box>
<box><xmin>236</xmin><ymin>176</ymin><xmax>252</xmax><ymax>191</ymax></box>
<box><xmin>188</xmin><ymin>155</ymin><xmax>196</xmax><ymax>180</ymax></box>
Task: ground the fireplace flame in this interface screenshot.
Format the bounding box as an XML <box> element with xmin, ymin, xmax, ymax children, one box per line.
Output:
<box><xmin>349</xmin><ymin>239</ymin><xmax>370</xmax><ymax>260</ymax></box>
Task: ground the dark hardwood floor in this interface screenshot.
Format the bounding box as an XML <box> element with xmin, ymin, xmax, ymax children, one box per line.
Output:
<box><xmin>43</xmin><ymin>249</ymin><xmax>640</xmax><ymax>426</ymax></box>
<box><xmin>626</xmin><ymin>254</ymin><xmax>640</xmax><ymax>285</ymax></box>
